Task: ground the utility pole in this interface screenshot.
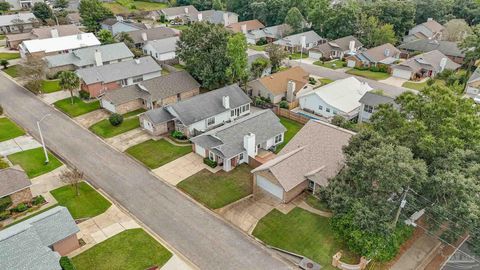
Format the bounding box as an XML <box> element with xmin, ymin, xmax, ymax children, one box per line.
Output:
<box><xmin>37</xmin><ymin>114</ymin><xmax>51</xmax><ymax>164</ymax></box>
<box><xmin>393</xmin><ymin>186</ymin><xmax>409</xmax><ymax>229</ymax></box>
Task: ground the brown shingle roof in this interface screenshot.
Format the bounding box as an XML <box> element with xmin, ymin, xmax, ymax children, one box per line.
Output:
<box><xmin>249</xmin><ymin>66</ymin><xmax>309</xmax><ymax>95</ymax></box>
<box><xmin>226</xmin><ymin>20</ymin><xmax>265</xmax><ymax>33</ymax></box>
<box><xmin>0</xmin><ymin>166</ymin><xmax>31</xmax><ymax>197</ymax></box>
<box><xmin>422</xmin><ymin>19</ymin><xmax>445</xmax><ymax>33</ymax></box>
<box><xmin>6</xmin><ymin>24</ymin><xmax>82</xmax><ymax>42</ymax></box>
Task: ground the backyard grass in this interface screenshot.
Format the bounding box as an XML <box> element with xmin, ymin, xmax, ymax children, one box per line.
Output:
<box><xmin>177</xmin><ymin>164</ymin><xmax>252</xmax><ymax>209</ymax></box>
<box><xmin>0</xmin><ymin>52</ymin><xmax>20</xmax><ymax>60</ymax></box>
<box><xmin>54</xmin><ymin>97</ymin><xmax>100</xmax><ymax>117</ymax></box>
<box><xmin>305</xmin><ymin>194</ymin><xmax>330</xmax><ymax>212</ymax></box>
<box><xmin>89</xmin><ymin>116</ymin><xmax>140</xmax><ymax>138</ymax></box>
<box><xmin>7</xmin><ymin>147</ymin><xmax>62</xmax><ymax>178</ymax></box>
<box><xmin>314</xmin><ymin>59</ymin><xmax>346</xmax><ymax>70</ymax></box>
<box><xmin>126</xmin><ymin>139</ymin><xmax>192</xmax><ymax>169</ymax></box>
<box><xmin>123</xmin><ymin>108</ymin><xmax>146</xmax><ymax>118</ymax></box>
<box><xmin>50</xmin><ymin>181</ymin><xmax>111</xmax><ymax>219</ymax></box>
<box><xmin>2</xmin><ymin>65</ymin><xmax>18</xmax><ymax>77</ymax></box>
<box><xmin>103</xmin><ymin>2</ymin><xmax>130</xmax><ymax>14</ymax></box>
<box><xmin>275</xmin><ymin>116</ymin><xmax>304</xmax><ymax>153</ymax></box>
<box><xmin>172</xmin><ymin>63</ymin><xmax>186</xmax><ymax>70</ymax></box>
<box><xmin>290</xmin><ymin>52</ymin><xmax>308</xmax><ymax>60</ymax></box>
<box><xmin>253</xmin><ymin>208</ymin><xmax>358</xmax><ymax>269</ymax></box>
<box><xmin>103</xmin><ymin>0</ymin><xmax>167</xmax><ymax>14</ymax></box>
<box><xmin>0</xmin><ymin>117</ymin><xmax>25</xmax><ymax>142</ymax></box>
<box><xmin>248</xmin><ymin>44</ymin><xmax>266</xmax><ymax>51</ymax></box>
<box><xmin>72</xmin><ymin>229</ymin><xmax>172</xmax><ymax>270</ymax></box>
<box><xmin>319</xmin><ymin>78</ymin><xmax>334</xmax><ymax>85</ymax></box>
<box><xmin>40</xmin><ymin>80</ymin><xmax>62</xmax><ymax>93</ymax></box>
<box><xmin>402</xmin><ymin>79</ymin><xmax>446</xmax><ymax>91</ymax></box>
<box><xmin>346</xmin><ymin>69</ymin><xmax>390</xmax><ymax>80</ymax></box>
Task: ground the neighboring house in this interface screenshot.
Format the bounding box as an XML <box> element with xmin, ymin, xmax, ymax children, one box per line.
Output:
<box><xmin>251</xmin><ymin>120</ymin><xmax>354</xmax><ymax>203</ymax></box>
<box><xmin>391</xmin><ymin>50</ymin><xmax>460</xmax><ymax>80</ymax></box>
<box><xmin>398</xmin><ymin>39</ymin><xmax>465</xmax><ymax>64</ymax></box>
<box><xmin>4</xmin><ymin>0</ymin><xmax>43</xmax><ymax>9</ymax></box>
<box><xmin>101</xmin><ymin>18</ymin><xmax>147</xmax><ymax>35</ymax></box>
<box><xmin>274</xmin><ymin>30</ymin><xmax>324</xmax><ymax>52</ymax></box>
<box><xmin>0</xmin><ymin>13</ymin><xmax>36</xmax><ymax>34</ymax></box>
<box><xmin>246</xmin><ymin>24</ymin><xmax>292</xmax><ymax>44</ymax></box>
<box><xmin>158</xmin><ymin>5</ymin><xmax>199</xmax><ymax>24</ymax></box>
<box><xmin>143</xmin><ymin>36</ymin><xmax>179</xmax><ymax>63</ymax></box>
<box><xmin>404</xmin><ymin>18</ymin><xmax>445</xmax><ymax>42</ymax></box>
<box><xmin>0</xmin><ymin>166</ymin><xmax>32</xmax><ymax>208</ymax></box>
<box><xmin>140</xmin><ymin>84</ymin><xmax>251</xmax><ymax>137</ymax></box>
<box><xmin>247</xmin><ymin>66</ymin><xmax>310</xmax><ymax>104</ymax></box>
<box><xmin>101</xmin><ymin>71</ymin><xmax>200</xmax><ymax>114</ymax></box>
<box><xmin>191</xmin><ymin>110</ymin><xmax>286</xmax><ymax>172</ymax></box>
<box><xmin>465</xmin><ymin>67</ymin><xmax>480</xmax><ymax>103</ymax></box>
<box><xmin>357</xmin><ymin>92</ymin><xmax>397</xmax><ymax>123</ymax></box>
<box><xmin>44</xmin><ymin>42</ymin><xmax>134</xmax><ymax>75</ymax></box>
<box><xmin>0</xmin><ymin>206</ymin><xmax>80</xmax><ymax>270</ymax></box>
<box><xmin>345</xmin><ymin>43</ymin><xmax>400</xmax><ymax>68</ymax></box>
<box><xmin>127</xmin><ymin>27</ymin><xmax>178</xmax><ymax>48</ymax></box>
<box><xmin>76</xmin><ymin>56</ymin><xmax>162</xmax><ymax>97</ymax></box>
<box><xmin>248</xmin><ymin>53</ymin><xmax>271</xmax><ymax>78</ymax></box>
<box><xmin>6</xmin><ymin>24</ymin><xmax>82</xmax><ymax>49</ymax></box>
<box><xmin>18</xmin><ymin>33</ymin><xmax>101</xmax><ymax>58</ymax></box>
<box><xmin>298</xmin><ymin>76</ymin><xmax>373</xmax><ymax>120</ymax></box>
<box><xmin>198</xmin><ymin>10</ymin><xmax>238</xmax><ymax>26</ymax></box>
<box><xmin>226</xmin><ymin>19</ymin><xmax>265</xmax><ymax>34</ymax></box>
<box><xmin>309</xmin><ymin>35</ymin><xmax>362</xmax><ymax>60</ymax></box>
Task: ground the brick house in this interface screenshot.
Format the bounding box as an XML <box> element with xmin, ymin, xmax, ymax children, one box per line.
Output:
<box><xmin>0</xmin><ymin>166</ymin><xmax>33</xmax><ymax>207</ymax></box>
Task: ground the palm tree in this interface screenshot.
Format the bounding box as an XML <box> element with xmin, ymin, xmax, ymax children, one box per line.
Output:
<box><xmin>58</xmin><ymin>71</ymin><xmax>80</xmax><ymax>105</ymax></box>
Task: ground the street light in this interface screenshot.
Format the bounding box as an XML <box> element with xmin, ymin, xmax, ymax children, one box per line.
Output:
<box><xmin>37</xmin><ymin>114</ymin><xmax>51</xmax><ymax>164</ymax></box>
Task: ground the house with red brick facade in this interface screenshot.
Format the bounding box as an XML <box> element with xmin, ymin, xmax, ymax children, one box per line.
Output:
<box><xmin>0</xmin><ymin>166</ymin><xmax>33</xmax><ymax>208</ymax></box>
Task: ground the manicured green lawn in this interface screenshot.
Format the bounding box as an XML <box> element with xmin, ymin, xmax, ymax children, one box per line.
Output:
<box><xmin>170</xmin><ymin>25</ymin><xmax>190</xmax><ymax>31</ymax></box>
<box><xmin>0</xmin><ymin>52</ymin><xmax>20</xmax><ymax>60</ymax></box>
<box><xmin>290</xmin><ymin>52</ymin><xmax>308</xmax><ymax>60</ymax></box>
<box><xmin>0</xmin><ymin>158</ymin><xmax>9</xmax><ymax>169</ymax></box>
<box><xmin>249</xmin><ymin>44</ymin><xmax>266</xmax><ymax>51</ymax></box>
<box><xmin>177</xmin><ymin>164</ymin><xmax>252</xmax><ymax>209</ymax></box>
<box><xmin>126</xmin><ymin>139</ymin><xmax>192</xmax><ymax>169</ymax></box>
<box><xmin>103</xmin><ymin>2</ymin><xmax>130</xmax><ymax>14</ymax></box>
<box><xmin>51</xmin><ymin>181</ymin><xmax>111</xmax><ymax>219</ymax></box>
<box><xmin>314</xmin><ymin>59</ymin><xmax>346</xmax><ymax>70</ymax></box>
<box><xmin>103</xmin><ymin>0</ymin><xmax>167</xmax><ymax>14</ymax></box>
<box><xmin>402</xmin><ymin>79</ymin><xmax>445</xmax><ymax>91</ymax></box>
<box><xmin>3</xmin><ymin>65</ymin><xmax>18</xmax><ymax>77</ymax></box>
<box><xmin>172</xmin><ymin>63</ymin><xmax>185</xmax><ymax>70</ymax></box>
<box><xmin>7</xmin><ymin>147</ymin><xmax>62</xmax><ymax>178</ymax></box>
<box><xmin>41</xmin><ymin>80</ymin><xmax>62</xmax><ymax>93</ymax></box>
<box><xmin>133</xmin><ymin>0</ymin><xmax>168</xmax><ymax>10</ymax></box>
<box><xmin>275</xmin><ymin>116</ymin><xmax>304</xmax><ymax>153</ymax></box>
<box><xmin>319</xmin><ymin>78</ymin><xmax>333</xmax><ymax>85</ymax></box>
<box><xmin>0</xmin><ymin>117</ymin><xmax>25</xmax><ymax>142</ymax></box>
<box><xmin>0</xmin><ymin>34</ymin><xmax>5</xmax><ymax>40</ymax></box>
<box><xmin>72</xmin><ymin>229</ymin><xmax>172</xmax><ymax>270</ymax></box>
<box><xmin>54</xmin><ymin>97</ymin><xmax>100</xmax><ymax>117</ymax></box>
<box><xmin>346</xmin><ymin>69</ymin><xmax>390</xmax><ymax>80</ymax></box>
<box><xmin>89</xmin><ymin>117</ymin><xmax>140</xmax><ymax>138</ymax></box>
<box><xmin>253</xmin><ymin>208</ymin><xmax>358</xmax><ymax>269</ymax></box>
<box><xmin>306</xmin><ymin>194</ymin><xmax>330</xmax><ymax>212</ymax></box>
<box><xmin>123</xmin><ymin>108</ymin><xmax>146</xmax><ymax>118</ymax></box>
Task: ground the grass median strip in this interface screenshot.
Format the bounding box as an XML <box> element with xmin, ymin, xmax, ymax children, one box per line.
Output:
<box><xmin>7</xmin><ymin>147</ymin><xmax>62</xmax><ymax>178</ymax></box>
<box><xmin>54</xmin><ymin>97</ymin><xmax>100</xmax><ymax>117</ymax></box>
<box><xmin>126</xmin><ymin>139</ymin><xmax>192</xmax><ymax>169</ymax></box>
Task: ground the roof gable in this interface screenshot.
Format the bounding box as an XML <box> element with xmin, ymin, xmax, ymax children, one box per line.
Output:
<box><xmin>251</xmin><ymin>66</ymin><xmax>309</xmax><ymax>95</ymax></box>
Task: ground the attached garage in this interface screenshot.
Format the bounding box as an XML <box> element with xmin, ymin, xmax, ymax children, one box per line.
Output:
<box><xmin>392</xmin><ymin>68</ymin><xmax>412</xmax><ymax>80</ymax></box>
<box><xmin>308</xmin><ymin>50</ymin><xmax>323</xmax><ymax>60</ymax></box>
<box><xmin>347</xmin><ymin>60</ymin><xmax>356</xmax><ymax>68</ymax></box>
<box><xmin>255</xmin><ymin>174</ymin><xmax>284</xmax><ymax>200</ymax></box>
<box><xmin>101</xmin><ymin>99</ymin><xmax>116</xmax><ymax>113</ymax></box>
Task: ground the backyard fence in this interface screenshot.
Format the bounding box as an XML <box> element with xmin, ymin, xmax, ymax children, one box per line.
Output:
<box><xmin>272</xmin><ymin>107</ymin><xmax>310</xmax><ymax>124</ymax></box>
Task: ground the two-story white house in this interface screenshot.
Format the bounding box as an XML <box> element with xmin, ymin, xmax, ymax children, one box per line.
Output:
<box><xmin>357</xmin><ymin>92</ymin><xmax>397</xmax><ymax>123</ymax></box>
<box><xmin>139</xmin><ymin>84</ymin><xmax>252</xmax><ymax>137</ymax></box>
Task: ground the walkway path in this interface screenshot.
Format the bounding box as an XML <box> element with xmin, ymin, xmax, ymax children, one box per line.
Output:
<box><xmin>105</xmin><ymin>128</ymin><xmax>151</xmax><ymax>152</ymax></box>
<box><xmin>40</xmin><ymin>90</ymin><xmax>70</xmax><ymax>104</ymax></box>
<box><xmin>0</xmin><ymin>135</ymin><xmax>41</xmax><ymax>156</ymax></box>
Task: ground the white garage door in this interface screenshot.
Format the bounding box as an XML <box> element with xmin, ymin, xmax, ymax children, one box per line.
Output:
<box><xmin>256</xmin><ymin>175</ymin><xmax>283</xmax><ymax>200</ymax></box>
<box><xmin>392</xmin><ymin>68</ymin><xmax>412</xmax><ymax>80</ymax></box>
<box><xmin>347</xmin><ymin>60</ymin><xmax>356</xmax><ymax>68</ymax></box>
<box><xmin>101</xmin><ymin>99</ymin><xmax>116</xmax><ymax>113</ymax></box>
<box><xmin>142</xmin><ymin>119</ymin><xmax>153</xmax><ymax>133</ymax></box>
<box><xmin>308</xmin><ymin>51</ymin><xmax>322</xmax><ymax>60</ymax></box>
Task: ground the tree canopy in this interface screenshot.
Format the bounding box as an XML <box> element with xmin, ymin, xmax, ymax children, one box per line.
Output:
<box><xmin>79</xmin><ymin>0</ymin><xmax>113</xmax><ymax>32</ymax></box>
<box><xmin>32</xmin><ymin>2</ymin><xmax>53</xmax><ymax>23</ymax></box>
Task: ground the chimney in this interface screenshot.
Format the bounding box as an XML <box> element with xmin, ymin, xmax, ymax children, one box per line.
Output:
<box><xmin>94</xmin><ymin>49</ymin><xmax>103</xmax><ymax>66</ymax></box>
<box><xmin>241</xmin><ymin>24</ymin><xmax>247</xmax><ymax>34</ymax></box>
<box><xmin>223</xmin><ymin>12</ymin><xmax>229</xmax><ymax>26</ymax></box>
<box><xmin>286</xmin><ymin>80</ymin><xmax>296</xmax><ymax>102</ymax></box>
<box><xmin>427</xmin><ymin>18</ymin><xmax>433</xmax><ymax>22</ymax></box>
<box><xmin>197</xmin><ymin>13</ymin><xmax>203</xmax><ymax>22</ymax></box>
<box><xmin>77</xmin><ymin>34</ymin><xmax>82</xmax><ymax>40</ymax></box>
<box><xmin>184</xmin><ymin>7</ymin><xmax>189</xmax><ymax>14</ymax></box>
<box><xmin>384</xmin><ymin>48</ymin><xmax>390</xmax><ymax>57</ymax></box>
<box><xmin>439</xmin><ymin>57</ymin><xmax>447</xmax><ymax>72</ymax></box>
<box><xmin>349</xmin><ymin>40</ymin><xmax>355</xmax><ymax>52</ymax></box>
<box><xmin>243</xmin><ymin>133</ymin><xmax>256</xmax><ymax>157</ymax></box>
<box><xmin>222</xmin><ymin>95</ymin><xmax>230</xmax><ymax>109</ymax></box>
<box><xmin>50</xmin><ymin>28</ymin><xmax>59</xmax><ymax>38</ymax></box>
<box><xmin>141</xmin><ymin>32</ymin><xmax>147</xmax><ymax>41</ymax></box>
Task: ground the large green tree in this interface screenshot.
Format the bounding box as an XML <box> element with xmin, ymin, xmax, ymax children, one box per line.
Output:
<box><xmin>79</xmin><ymin>0</ymin><xmax>113</xmax><ymax>32</ymax></box>
<box><xmin>264</xmin><ymin>43</ymin><xmax>288</xmax><ymax>72</ymax></box>
<box><xmin>32</xmin><ymin>2</ymin><xmax>53</xmax><ymax>23</ymax></box>
<box><xmin>460</xmin><ymin>24</ymin><xmax>480</xmax><ymax>69</ymax></box>
<box><xmin>414</xmin><ymin>0</ymin><xmax>454</xmax><ymax>24</ymax></box>
<box><xmin>356</xmin><ymin>15</ymin><xmax>397</xmax><ymax>47</ymax></box>
<box><xmin>58</xmin><ymin>71</ymin><xmax>80</xmax><ymax>104</ymax></box>
<box><xmin>177</xmin><ymin>22</ymin><xmax>232</xmax><ymax>89</ymax></box>
<box><xmin>363</xmin><ymin>0</ymin><xmax>416</xmax><ymax>38</ymax></box>
<box><xmin>309</xmin><ymin>0</ymin><xmax>360</xmax><ymax>39</ymax></box>
<box><xmin>225</xmin><ymin>33</ymin><xmax>248</xmax><ymax>84</ymax></box>
<box><xmin>97</xmin><ymin>29</ymin><xmax>115</xmax><ymax>44</ymax></box>
<box><xmin>284</xmin><ymin>7</ymin><xmax>304</xmax><ymax>34</ymax></box>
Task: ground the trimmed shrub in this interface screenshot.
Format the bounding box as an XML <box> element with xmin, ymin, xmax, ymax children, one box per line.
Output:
<box><xmin>60</xmin><ymin>256</ymin><xmax>76</xmax><ymax>270</ymax></box>
<box><xmin>0</xmin><ymin>196</ymin><xmax>12</xmax><ymax>212</ymax></box>
<box><xmin>279</xmin><ymin>100</ymin><xmax>289</xmax><ymax>109</ymax></box>
<box><xmin>13</xmin><ymin>203</ymin><xmax>28</xmax><ymax>213</ymax></box>
<box><xmin>109</xmin><ymin>113</ymin><xmax>123</xmax><ymax>126</ymax></box>
<box><xmin>171</xmin><ymin>130</ymin><xmax>186</xmax><ymax>140</ymax></box>
<box><xmin>342</xmin><ymin>62</ymin><xmax>348</xmax><ymax>67</ymax></box>
<box><xmin>308</xmin><ymin>77</ymin><xmax>316</xmax><ymax>85</ymax></box>
<box><xmin>32</xmin><ymin>195</ymin><xmax>46</xmax><ymax>205</ymax></box>
<box><xmin>79</xmin><ymin>90</ymin><xmax>90</xmax><ymax>100</ymax></box>
<box><xmin>203</xmin><ymin>158</ymin><xmax>217</xmax><ymax>168</ymax></box>
<box><xmin>0</xmin><ymin>211</ymin><xmax>10</xmax><ymax>221</ymax></box>
<box><xmin>256</xmin><ymin>37</ymin><xmax>267</xmax><ymax>45</ymax></box>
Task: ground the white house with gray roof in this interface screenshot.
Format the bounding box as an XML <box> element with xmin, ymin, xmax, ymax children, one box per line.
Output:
<box><xmin>143</xmin><ymin>36</ymin><xmax>179</xmax><ymax>63</ymax></box>
<box><xmin>274</xmin><ymin>30</ymin><xmax>325</xmax><ymax>52</ymax></box>
<box><xmin>191</xmin><ymin>110</ymin><xmax>286</xmax><ymax>172</ymax></box>
<box><xmin>0</xmin><ymin>13</ymin><xmax>37</xmax><ymax>34</ymax></box>
<box><xmin>357</xmin><ymin>92</ymin><xmax>397</xmax><ymax>123</ymax></box>
<box><xmin>246</xmin><ymin>24</ymin><xmax>292</xmax><ymax>44</ymax></box>
<box><xmin>391</xmin><ymin>50</ymin><xmax>460</xmax><ymax>80</ymax></box>
<box><xmin>0</xmin><ymin>206</ymin><xmax>80</xmax><ymax>270</ymax></box>
<box><xmin>465</xmin><ymin>67</ymin><xmax>480</xmax><ymax>103</ymax></box>
<box><xmin>140</xmin><ymin>84</ymin><xmax>251</xmax><ymax>137</ymax></box>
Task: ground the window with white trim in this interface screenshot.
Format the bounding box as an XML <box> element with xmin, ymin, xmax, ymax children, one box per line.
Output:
<box><xmin>318</xmin><ymin>105</ymin><xmax>323</xmax><ymax>110</ymax></box>
<box><xmin>364</xmin><ymin>104</ymin><xmax>374</xmax><ymax>113</ymax></box>
<box><xmin>275</xmin><ymin>134</ymin><xmax>283</xmax><ymax>144</ymax></box>
<box><xmin>207</xmin><ymin>117</ymin><xmax>215</xmax><ymax>126</ymax></box>
<box><xmin>326</xmin><ymin>107</ymin><xmax>331</xmax><ymax>113</ymax></box>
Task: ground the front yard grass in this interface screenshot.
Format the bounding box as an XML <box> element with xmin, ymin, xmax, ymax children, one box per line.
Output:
<box><xmin>290</xmin><ymin>52</ymin><xmax>308</xmax><ymax>60</ymax></box>
<box><xmin>50</xmin><ymin>181</ymin><xmax>111</xmax><ymax>219</ymax></box>
<box><xmin>0</xmin><ymin>117</ymin><xmax>25</xmax><ymax>142</ymax></box>
<box><xmin>314</xmin><ymin>59</ymin><xmax>346</xmax><ymax>70</ymax></box>
<box><xmin>7</xmin><ymin>147</ymin><xmax>62</xmax><ymax>178</ymax></box>
<box><xmin>402</xmin><ymin>79</ymin><xmax>445</xmax><ymax>91</ymax></box>
<box><xmin>275</xmin><ymin>116</ymin><xmax>304</xmax><ymax>153</ymax></box>
<box><xmin>40</xmin><ymin>80</ymin><xmax>62</xmax><ymax>93</ymax></box>
<box><xmin>306</xmin><ymin>194</ymin><xmax>330</xmax><ymax>212</ymax></box>
<box><xmin>170</xmin><ymin>24</ymin><xmax>190</xmax><ymax>31</ymax></box>
<box><xmin>253</xmin><ymin>208</ymin><xmax>358</xmax><ymax>269</ymax></box>
<box><xmin>177</xmin><ymin>164</ymin><xmax>252</xmax><ymax>209</ymax></box>
<box><xmin>72</xmin><ymin>228</ymin><xmax>172</xmax><ymax>270</ymax></box>
<box><xmin>54</xmin><ymin>97</ymin><xmax>100</xmax><ymax>117</ymax></box>
<box><xmin>0</xmin><ymin>52</ymin><xmax>20</xmax><ymax>60</ymax></box>
<box><xmin>126</xmin><ymin>139</ymin><xmax>192</xmax><ymax>169</ymax></box>
<box><xmin>2</xmin><ymin>65</ymin><xmax>18</xmax><ymax>77</ymax></box>
<box><xmin>346</xmin><ymin>69</ymin><xmax>391</xmax><ymax>80</ymax></box>
<box><xmin>249</xmin><ymin>44</ymin><xmax>266</xmax><ymax>51</ymax></box>
<box><xmin>319</xmin><ymin>78</ymin><xmax>334</xmax><ymax>85</ymax></box>
<box><xmin>89</xmin><ymin>116</ymin><xmax>140</xmax><ymax>138</ymax></box>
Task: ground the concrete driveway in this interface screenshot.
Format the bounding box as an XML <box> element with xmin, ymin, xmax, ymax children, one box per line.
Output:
<box><xmin>379</xmin><ymin>76</ymin><xmax>408</xmax><ymax>87</ymax></box>
<box><xmin>216</xmin><ymin>193</ymin><xmax>279</xmax><ymax>234</ymax></box>
<box><xmin>30</xmin><ymin>165</ymin><xmax>69</xmax><ymax>195</ymax></box>
<box><xmin>105</xmin><ymin>128</ymin><xmax>151</xmax><ymax>152</ymax></box>
<box><xmin>74</xmin><ymin>109</ymin><xmax>110</xmax><ymax>128</ymax></box>
<box><xmin>40</xmin><ymin>90</ymin><xmax>69</xmax><ymax>104</ymax></box>
<box><xmin>0</xmin><ymin>135</ymin><xmax>41</xmax><ymax>156</ymax></box>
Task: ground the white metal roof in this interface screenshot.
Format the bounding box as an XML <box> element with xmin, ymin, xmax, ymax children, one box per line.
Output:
<box><xmin>21</xmin><ymin>33</ymin><xmax>100</xmax><ymax>53</ymax></box>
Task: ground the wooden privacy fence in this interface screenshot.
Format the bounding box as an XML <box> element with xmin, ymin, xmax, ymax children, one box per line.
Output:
<box><xmin>272</xmin><ymin>107</ymin><xmax>310</xmax><ymax>124</ymax></box>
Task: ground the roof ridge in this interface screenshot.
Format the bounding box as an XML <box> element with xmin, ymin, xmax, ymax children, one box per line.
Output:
<box><xmin>251</xmin><ymin>146</ymin><xmax>305</xmax><ymax>173</ymax></box>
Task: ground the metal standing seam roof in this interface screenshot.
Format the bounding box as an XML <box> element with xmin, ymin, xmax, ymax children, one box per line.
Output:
<box><xmin>191</xmin><ymin>110</ymin><xmax>286</xmax><ymax>158</ymax></box>
<box><xmin>0</xmin><ymin>166</ymin><xmax>31</xmax><ymax>197</ymax></box>
<box><xmin>76</xmin><ymin>56</ymin><xmax>161</xmax><ymax>85</ymax></box>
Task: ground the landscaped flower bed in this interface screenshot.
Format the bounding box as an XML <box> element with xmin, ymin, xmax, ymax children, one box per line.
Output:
<box><xmin>0</xmin><ymin>195</ymin><xmax>47</xmax><ymax>222</ymax></box>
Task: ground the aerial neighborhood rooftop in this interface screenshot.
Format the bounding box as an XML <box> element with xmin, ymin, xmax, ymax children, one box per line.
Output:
<box><xmin>0</xmin><ymin>1</ymin><xmax>479</xmax><ymax>270</ymax></box>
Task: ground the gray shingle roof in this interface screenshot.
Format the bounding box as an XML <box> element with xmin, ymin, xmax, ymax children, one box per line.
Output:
<box><xmin>199</xmin><ymin>10</ymin><xmax>236</xmax><ymax>24</ymax></box>
<box><xmin>393</xmin><ymin>50</ymin><xmax>461</xmax><ymax>73</ymax></box>
<box><xmin>0</xmin><ymin>206</ymin><xmax>79</xmax><ymax>270</ymax></box>
<box><xmin>0</xmin><ymin>166</ymin><xmax>31</xmax><ymax>197</ymax></box>
<box><xmin>45</xmin><ymin>43</ymin><xmax>134</xmax><ymax>68</ymax></box>
<box><xmin>0</xmin><ymin>13</ymin><xmax>36</xmax><ymax>27</ymax></box>
<box><xmin>191</xmin><ymin>110</ymin><xmax>286</xmax><ymax>158</ymax></box>
<box><xmin>145</xmin><ymin>36</ymin><xmax>178</xmax><ymax>54</ymax></box>
<box><xmin>144</xmin><ymin>108</ymin><xmax>175</xmax><ymax>124</ymax></box>
<box><xmin>359</xmin><ymin>92</ymin><xmax>395</xmax><ymax>107</ymax></box>
<box><xmin>274</xmin><ymin>30</ymin><xmax>323</xmax><ymax>47</ymax></box>
<box><xmin>169</xmin><ymin>84</ymin><xmax>251</xmax><ymax>126</ymax></box>
<box><xmin>160</xmin><ymin>5</ymin><xmax>199</xmax><ymax>17</ymax></box>
<box><xmin>468</xmin><ymin>67</ymin><xmax>480</xmax><ymax>84</ymax></box>
<box><xmin>399</xmin><ymin>39</ymin><xmax>465</xmax><ymax>57</ymax></box>
<box><xmin>76</xmin><ymin>56</ymin><xmax>161</xmax><ymax>84</ymax></box>
<box><xmin>103</xmin><ymin>71</ymin><xmax>199</xmax><ymax>105</ymax></box>
<box><xmin>311</xmin><ymin>35</ymin><xmax>362</xmax><ymax>53</ymax></box>
<box><xmin>127</xmin><ymin>27</ymin><xmax>178</xmax><ymax>44</ymax></box>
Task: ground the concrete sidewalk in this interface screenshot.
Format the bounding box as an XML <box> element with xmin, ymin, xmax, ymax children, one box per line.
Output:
<box><xmin>40</xmin><ymin>90</ymin><xmax>70</xmax><ymax>104</ymax></box>
<box><xmin>0</xmin><ymin>135</ymin><xmax>41</xmax><ymax>156</ymax></box>
<box><xmin>105</xmin><ymin>128</ymin><xmax>151</xmax><ymax>152</ymax></box>
<box><xmin>391</xmin><ymin>233</ymin><xmax>442</xmax><ymax>270</ymax></box>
